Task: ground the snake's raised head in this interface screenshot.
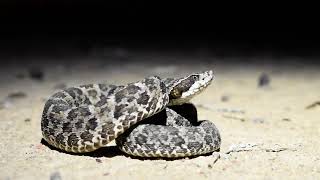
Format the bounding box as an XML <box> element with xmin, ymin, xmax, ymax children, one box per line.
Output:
<box><xmin>167</xmin><ymin>70</ymin><xmax>214</xmax><ymax>106</ymax></box>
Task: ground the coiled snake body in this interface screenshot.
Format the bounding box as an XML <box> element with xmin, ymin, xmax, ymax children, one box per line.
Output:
<box><xmin>41</xmin><ymin>70</ymin><xmax>221</xmax><ymax>158</ymax></box>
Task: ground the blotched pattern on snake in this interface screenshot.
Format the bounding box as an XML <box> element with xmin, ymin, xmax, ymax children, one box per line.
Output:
<box><xmin>41</xmin><ymin>70</ymin><xmax>221</xmax><ymax>157</ymax></box>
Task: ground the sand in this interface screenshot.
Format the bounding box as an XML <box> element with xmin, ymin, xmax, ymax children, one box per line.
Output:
<box><xmin>1</xmin><ymin>50</ymin><xmax>319</xmax><ymax>180</ymax></box>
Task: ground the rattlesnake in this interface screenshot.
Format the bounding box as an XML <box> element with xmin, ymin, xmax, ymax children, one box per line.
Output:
<box><xmin>41</xmin><ymin>70</ymin><xmax>221</xmax><ymax>158</ymax></box>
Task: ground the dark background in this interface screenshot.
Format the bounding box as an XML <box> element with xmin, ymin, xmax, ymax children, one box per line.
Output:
<box><xmin>1</xmin><ymin>1</ymin><xmax>319</xmax><ymax>64</ymax></box>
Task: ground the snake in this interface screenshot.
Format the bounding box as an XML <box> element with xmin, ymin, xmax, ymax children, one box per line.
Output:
<box><xmin>41</xmin><ymin>70</ymin><xmax>221</xmax><ymax>158</ymax></box>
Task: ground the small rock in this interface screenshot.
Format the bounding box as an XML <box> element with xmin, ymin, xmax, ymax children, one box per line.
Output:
<box><xmin>258</xmin><ymin>73</ymin><xmax>270</xmax><ymax>87</ymax></box>
<box><xmin>305</xmin><ymin>101</ymin><xmax>320</xmax><ymax>109</ymax></box>
<box><xmin>29</xmin><ymin>67</ymin><xmax>44</xmax><ymax>81</ymax></box>
<box><xmin>50</xmin><ymin>171</ymin><xmax>62</xmax><ymax>180</ymax></box>
<box><xmin>95</xmin><ymin>158</ymin><xmax>102</xmax><ymax>163</ymax></box>
<box><xmin>221</xmin><ymin>95</ymin><xmax>229</xmax><ymax>102</ymax></box>
<box><xmin>24</xmin><ymin>118</ymin><xmax>31</xmax><ymax>122</ymax></box>
<box><xmin>103</xmin><ymin>172</ymin><xmax>110</xmax><ymax>176</ymax></box>
<box><xmin>8</xmin><ymin>92</ymin><xmax>27</xmax><ymax>99</ymax></box>
<box><xmin>282</xmin><ymin>118</ymin><xmax>291</xmax><ymax>121</ymax></box>
<box><xmin>252</xmin><ymin>118</ymin><xmax>265</xmax><ymax>124</ymax></box>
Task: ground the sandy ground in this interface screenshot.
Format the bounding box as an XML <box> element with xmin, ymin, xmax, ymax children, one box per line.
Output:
<box><xmin>0</xmin><ymin>50</ymin><xmax>319</xmax><ymax>180</ymax></box>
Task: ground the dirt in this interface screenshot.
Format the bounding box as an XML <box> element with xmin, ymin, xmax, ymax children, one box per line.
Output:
<box><xmin>1</xmin><ymin>51</ymin><xmax>319</xmax><ymax>180</ymax></box>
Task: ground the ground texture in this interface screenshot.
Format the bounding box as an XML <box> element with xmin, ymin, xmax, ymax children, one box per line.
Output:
<box><xmin>1</xmin><ymin>50</ymin><xmax>319</xmax><ymax>180</ymax></box>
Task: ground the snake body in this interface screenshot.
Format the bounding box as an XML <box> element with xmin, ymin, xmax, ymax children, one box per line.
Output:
<box><xmin>41</xmin><ymin>70</ymin><xmax>221</xmax><ymax>157</ymax></box>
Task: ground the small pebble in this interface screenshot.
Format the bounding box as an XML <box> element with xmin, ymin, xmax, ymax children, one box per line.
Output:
<box><xmin>24</xmin><ymin>118</ymin><xmax>31</xmax><ymax>122</ymax></box>
<box><xmin>282</xmin><ymin>118</ymin><xmax>291</xmax><ymax>121</ymax></box>
<box><xmin>29</xmin><ymin>67</ymin><xmax>44</xmax><ymax>81</ymax></box>
<box><xmin>252</xmin><ymin>118</ymin><xmax>265</xmax><ymax>124</ymax></box>
<box><xmin>50</xmin><ymin>171</ymin><xmax>62</xmax><ymax>180</ymax></box>
<box><xmin>95</xmin><ymin>158</ymin><xmax>102</xmax><ymax>163</ymax></box>
<box><xmin>8</xmin><ymin>92</ymin><xmax>27</xmax><ymax>99</ymax></box>
<box><xmin>258</xmin><ymin>73</ymin><xmax>270</xmax><ymax>87</ymax></box>
<box><xmin>221</xmin><ymin>95</ymin><xmax>229</xmax><ymax>102</ymax></box>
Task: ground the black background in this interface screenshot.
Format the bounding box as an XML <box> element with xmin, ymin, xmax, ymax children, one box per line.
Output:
<box><xmin>1</xmin><ymin>1</ymin><xmax>319</xmax><ymax>64</ymax></box>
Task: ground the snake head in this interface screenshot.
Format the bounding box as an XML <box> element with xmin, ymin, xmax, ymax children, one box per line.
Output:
<box><xmin>168</xmin><ymin>70</ymin><xmax>214</xmax><ymax>105</ymax></box>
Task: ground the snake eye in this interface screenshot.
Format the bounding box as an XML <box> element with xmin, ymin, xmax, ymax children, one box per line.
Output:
<box><xmin>192</xmin><ymin>75</ymin><xmax>198</xmax><ymax>80</ymax></box>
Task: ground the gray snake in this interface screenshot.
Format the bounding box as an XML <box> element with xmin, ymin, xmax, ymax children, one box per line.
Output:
<box><xmin>41</xmin><ymin>70</ymin><xmax>221</xmax><ymax>158</ymax></box>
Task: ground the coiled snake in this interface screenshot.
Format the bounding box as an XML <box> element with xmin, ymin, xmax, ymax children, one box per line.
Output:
<box><xmin>41</xmin><ymin>70</ymin><xmax>221</xmax><ymax>158</ymax></box>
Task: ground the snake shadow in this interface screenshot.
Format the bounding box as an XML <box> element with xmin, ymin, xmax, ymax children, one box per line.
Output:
<box><xmin>40</xmin><ymin>138</ymin><xmax>124</xmax><ymax>158</ymax></box>
<box><xmin>40</xmin><ymin>103</ymin><xmax>219</xmax><ymax>160</ymax></box>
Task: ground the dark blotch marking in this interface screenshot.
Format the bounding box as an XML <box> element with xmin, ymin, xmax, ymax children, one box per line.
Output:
<box><xmin>48</xmin><ymin>128</ymin><xmax>55</xmax><ymax>136</ymax></box>
<box><xmin>88</xmin><ymin>89</ymin><xmax>98</xmax><ymax>97</ymax></box>
<box><xmin>83</xmin><ymin>96</ymin><xmax>91</xmax><ymax>105</ymax></box>
<box><xmin>187</xmin><ymin>142</ymin><xmax>201</xmax><ymax>150</ymax></box>
<box><xmin>94</xmin><ymin>142</ymin><xmax>100</xmax><ymax>148</ymax></box>
<box><xmin>135</xmin><ymin>134</ymin><xmax>148</xmax><ymax>144</ymax></box>
<box><xmin>96</xmin><ymin>94</ymin><xmax>108</xmax><ymax>107</ymax></box>
<box><xmin>41</xmin><ymin>116</ymin><xmax>49</xmax><ymax>130</ymax></box>
<box><xmin>113</xmin><ymin>104</ymin><xmax>127</xmax><ymax>119</ymax></box>
<box><xmin>115</xmin><ymin>90</ymin><xmax>126</xmax><ymax>103</ymax></box>
<box><xmin>107</xmin><ymin>85</ymin><xmax>119</xmax><ymax>96</ymax></box>
<box><xmin>55</xmin><ymin>133</ymin><xmax>66</xmax><ymax>146</ymax></box>
<box><xmin>80</xmin><ymin>131</ymin><xmax>94</xmax><ymax>143</ymax></box>
<box><xmin>136</xmin><ymin>91</ymin><xmax>150</xmax><ymax>105</ymax></box>
<box><xmin>65</xmin><ymin>87</ymin><xmax>83</xmax><ymax>98</ymax></box>
<box><xmin>108</xmin><ymin>135</ymin><xmax>115</xmax><ymax>142</ymax></box>
<box><xmin>67</xmin><ymin>133</ymin><xmax>79</xmax><ymax>146</ymax></box>
<box><xmin>67</xmin><ymin>107</ymin><xmax>91</xmax><ymax>120</ymax></box>
<box><xmin>145</xmin><ymin>78</ymin><xmax>155</xmax><ymax>86</ymax></box>
<box><xmin>75</xmin><ymin>119</ymin><xmax>84</xmax><ymax>129</ymax></box>
<box><xmin>171</xmin><ymin>136</ymin><xmax>186</xmax><ymax>147</ymax></box>
<box><xmin>126</xmin><ymin>85</ymin><xmax>141</xmax><ymax>94</ymax></box>
<box><xmin>51</xmin><ymin>104</ymin><xmax>69</xmax><ymax>114</ymax></box>
<box><xmin>44</xmin><ymin>99</ymin><xmax>69</xmax><ymax>114</ymax></box>
<box><xmin>101</xmin><ymin>122</ymin><xmax>115</xmax><ymax>135</ymax></box>
<box><xmin>86</xmin><ymin>145</ymin><xmax>94</xmax><ymax>151</ymax></box>
<box><xmin>79</xmin><ymin>146</ymin><xmax>85</xmax><ymax>152</ymax></box>
<box><xmin>101</xmin><ymin>139</ymin><xmax>108</xmax><ymax>145</ymax></box>
<box><xmin>78</xmin><ymin>107</ymin><xmax>91</xmax><ymax>116</ymax></box>
<box><xmin>160</xmin><ymin>81</ymin><xmax>167</xmax><ymax>94</ymax></box>
<box><xmin>86</xmin><ymin>118</ymin><xmax>98</xmax><ymax>130</ymax></box>
<box><xmin>62</xmin><ymin>122</ymin><xmax>73</xmax><ymax>133</ymax></box>
<box><xmin>66</xmin><ymin>109</ymin><xmax>77</xmax><ymax>120</ymax></box>
<box><xmin>49</xmin><ymin>116</ymin><xmax>61</xmax><ymax>129</ymax></box>
<box><xmin>204</xmin><ymin>135</ymin><xmax>213</xmax><ymax>144</ymax></box>
<box><xmin>126</xmin><ymin>106</ymin><xmax>138</xmax><ymax>114</ymax></box>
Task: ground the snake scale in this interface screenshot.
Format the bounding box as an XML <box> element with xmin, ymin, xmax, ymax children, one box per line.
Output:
<box><xmin>41</xmin><ymin>70</ymin><xmax>221</xmax><ymax>158</ymax></box>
